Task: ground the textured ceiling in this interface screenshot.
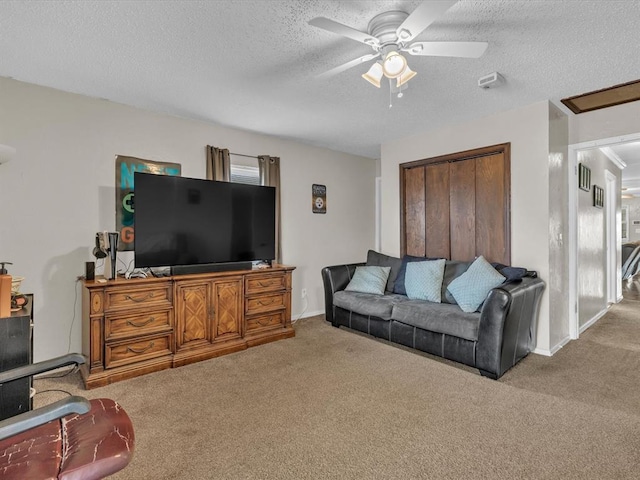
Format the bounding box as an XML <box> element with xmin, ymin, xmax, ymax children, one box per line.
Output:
<box><xmin>1</xmin><ymin>0</ymin><xmax>640</xmax><ymax>161</ymax></box>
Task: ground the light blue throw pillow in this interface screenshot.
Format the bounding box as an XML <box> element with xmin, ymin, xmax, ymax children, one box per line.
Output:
<box><xmin>404</xmin><ymin>259</ymin><xmax>446</xmax><ymax>302</ymax></box>
<box><xmin>345</xmin><ymin>266</ymin><xmax>391</xmax><ymax>295</ymax></box>
<box><xmin>447</xmin><ymin>256</ymin><xmax>506</xmax><ymax>313</ymax></box>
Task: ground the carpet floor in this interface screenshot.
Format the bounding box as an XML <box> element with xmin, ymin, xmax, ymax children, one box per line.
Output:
<box><xmin>34</xmin><ymin>303</ymin><xmax>640</xmax><ymax>479</ymax></box>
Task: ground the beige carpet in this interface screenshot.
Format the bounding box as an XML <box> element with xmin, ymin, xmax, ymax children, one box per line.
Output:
<box><xmin>35</xmin><ymin>308</ymin><xmax>640</xmax><ymax>479</ymax></box>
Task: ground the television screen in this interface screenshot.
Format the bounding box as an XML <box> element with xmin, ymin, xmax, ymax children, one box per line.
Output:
<box><xmin>134</xmin><ymin>172</ymin><xmax>276</xmax><ymax>268</ymax></box>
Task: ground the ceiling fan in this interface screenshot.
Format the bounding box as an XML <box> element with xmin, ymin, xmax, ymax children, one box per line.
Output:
<box><xmin>309</xmin><ymin>0</ymin><xmax>488</xmax><ymax>94</ymax></box>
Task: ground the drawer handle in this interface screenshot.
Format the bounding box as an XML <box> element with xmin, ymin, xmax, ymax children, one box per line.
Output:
<box><xmin>126</xmin><ymin>317</ymin><xmax>155</xmax><ymax>328</ymax></box>
<box><xmin>125</xmin><ymin>293</ymin><xmax>154</xmax><ymax>303</ymax></box>
<box><xmin>256</xmin><ymin>317</ymin><xmax>274</xmax><ymax>326</ymax></box>
<box><xmin>257</xmin><ymin>281</ymin><xmax>275</xmax><ymax>287</ymax></box>
<box><xmin>257</xmin><ymin>298</ymin><xmax>275</xmax><ymax>306</ymax></box>
<box><xmin>126</xmin><ymin>342</ymin><xmax>155</xmax><ymax>354</ymax></box>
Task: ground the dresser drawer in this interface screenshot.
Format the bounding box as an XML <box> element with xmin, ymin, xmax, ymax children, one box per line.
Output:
<box><xmin>245</xmin><ymin>273</ymin><xmax>286</xmax><ymax>294</ymax></box>
<box><xmin>246</xmin><ymin>311</ymin><xmax>285</xmax><ymax>332</ymax></box>
<box><xmin>105</xmin><ymin>333</ymin><xmax>172</xmax><ymax>369</ymax></box>
<box><xmin>105</xmin><ymin>309</ymin><xmax>172</xmax><ymax>341</ymax></box>
<box><xmin>245</xmin><ymin>293</ymin><xmax>286</xmax><ymax>315</ymax></box>
<box><xmin>105</xmin><ymin>284</ymin><xmax>172</xmax><ymax>310</ymax></box>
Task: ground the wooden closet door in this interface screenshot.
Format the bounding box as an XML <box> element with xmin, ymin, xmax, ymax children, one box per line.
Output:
<box><xmin>475</xmin><ymin>153</ymin><xmax>509</xmax><ymax>263</ymax></box>
<box><xmin>424</xmin><ymin>162</ymin><xmax>450</xmax><ymax>259</ymax></box>
<box><xmin>449</xmin><ymin>159</ymin><xmax>476</xmax><ymax>261</ymax></box>
<box><xmin>403</xmin><ymin>166</ymin><xmax>426</xmax><ymax>257</ymax></box>
<box><xmin>400</xmin><ymin>143</ymin><xmax>510</xmax><ymax>265</ymax></box>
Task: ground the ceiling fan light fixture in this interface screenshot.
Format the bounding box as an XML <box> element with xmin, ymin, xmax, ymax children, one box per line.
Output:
<box><xmin>382</xmin><ymin>51</ymin><xmax>407</xmax><ymax>78</ymax></box>
<box><xmin>396</xmin><ymin>66</ymin><xmax>417</xmax><ymax>87</ymax></box>
<box><xmin>408</xmin><ymin>43</ymin><xmax>424</xmax><ymax>55</ymax></box>
<box><xmin>362</xmin><ymin>61</ymin><xmax>383</xmax><ymax>87</ymax></box>
<box><xmin>397</xmin><ymin>28</ymin><xmax>412</xmax><ymax>41</ymax></box>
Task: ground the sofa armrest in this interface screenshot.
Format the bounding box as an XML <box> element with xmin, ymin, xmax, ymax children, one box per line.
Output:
<box><xmin>321</xmin><ymin>263</ymin><xmax>365</xmax><ymax>325</ymax></box>
<box><xmin>475</xmin><ymin>276</ymin><xmax>545</xmax><ymax>379</ymax></box>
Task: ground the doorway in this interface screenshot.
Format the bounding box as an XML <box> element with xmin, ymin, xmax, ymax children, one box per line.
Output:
<box><xmin>605</xmin><ymin>169</ymin><xmax>619</xmax><ymax>304</ymax></box>
<box><xmin>569</xmin><ymin>133</ymin><xmax>640</xmax><ymax>339</ymax></box>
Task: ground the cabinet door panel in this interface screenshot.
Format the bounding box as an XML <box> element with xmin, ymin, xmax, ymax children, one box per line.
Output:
<box><xmin>175</xmin><ymin>283</ymin><xmax>210</xmax><ymax>350</ymax></box>
<box><xmin>213</xmin><ymin>279</ymin><xmax>242</xmax><ymax>341</ymax></box>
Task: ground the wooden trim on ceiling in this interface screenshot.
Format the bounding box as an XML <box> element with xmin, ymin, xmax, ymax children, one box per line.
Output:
<box><xmin>561</xmin><ymin>78</ymin><xmax>640</xmax><ymax>114</ymax></box>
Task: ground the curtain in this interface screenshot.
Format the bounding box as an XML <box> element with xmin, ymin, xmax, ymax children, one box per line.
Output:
<box><xmin>205</xmin><ymin>146</ymin><xmax>230</xmax><ymax>181</ymax></box>
<box><xmin>258</xmin><ymin>155</ymin><xmax>282</xmax><ymax>265</ymax></box>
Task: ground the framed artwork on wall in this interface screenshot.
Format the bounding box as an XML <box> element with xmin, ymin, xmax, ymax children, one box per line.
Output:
<box><xmin>115</xmin><ymin>156</ymin><xmax>181</xmax><ymax>251</ymax></box>
<box><xmin>593</xmin><ymin>185</ymin><xmax>604</xmax><ymax>208</ymax></box>
<box><xmin>579</xmin><ymin>163</ymin><xmax>591</xmax><ymax>192</ymax></box>
<box><xmin>312</xmin><ymin>184</ymin><xmax>326</xmax><ymax>214</ymax></box>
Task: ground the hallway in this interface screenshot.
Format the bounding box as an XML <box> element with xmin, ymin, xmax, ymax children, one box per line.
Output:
<box><xmin>500</xmin><ymin>284</ymin><xmax>640</xmax><ymax>416</ymax></box>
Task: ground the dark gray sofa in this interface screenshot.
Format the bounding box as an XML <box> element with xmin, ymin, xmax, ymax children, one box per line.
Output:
<box><xmin>321</xmin><ymin>252</ymin><xmax>545</xmax><ymax>379</ymax></box>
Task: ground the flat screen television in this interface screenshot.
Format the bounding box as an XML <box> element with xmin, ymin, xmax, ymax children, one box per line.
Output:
<box><xmin>134</xmin><ymin>172</ymin><xmax>276</xmax><ymax>273</ymax></box>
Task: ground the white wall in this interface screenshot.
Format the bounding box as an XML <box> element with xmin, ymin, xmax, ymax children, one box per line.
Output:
<box><xmin>381</xmin><ymin>101</ymin><xmax>553</xmax><ymax>352</ymax></box>
<box><xmin>0</xmin><ymin>78</ymin><xmax>376</xmax><ymax>361</ymax></box>
<box><xmin>622</xmin><ymin>197</ymin><xmax>640</xmax><ymax>243</ymax></box>
<box><xmin>575</xmin><ymin>149</ymin><xmax>620</xmax><ymax>328</ymax></box>
<box><xmin>569</xmin><ymin>101</ymin><xmax>640</xmax><ymax>145</ymax></box>
<box><xmin>548</xmin><ymin>103</ymin><xmax>570</xmax><ymax>348</ymax></box>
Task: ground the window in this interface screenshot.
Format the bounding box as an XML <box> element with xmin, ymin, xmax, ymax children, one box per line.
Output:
<box><xmin>230</xmin><ymin>164</ymin><xmax>260</xmax><ymax>185</ymax></box>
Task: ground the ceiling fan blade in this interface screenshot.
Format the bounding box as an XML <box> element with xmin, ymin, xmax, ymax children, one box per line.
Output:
<box><xmin>403</xmin><ymin>41</ymin><xmax>488</xmax><ymax>58</ymax></box>
<box><xmin>309</xmin><ymin>17</ymin><xmax>380</xmax><ymax>48</ymax></box>
<box><xmin>396</xmin><ymin>0</ymin><xmax>458</xmax><ymax>43</ymax></box>
<box><xmin>316</xmin><ymin>53</ymin><xmax>380</xmax><ymax>79</ymax></box>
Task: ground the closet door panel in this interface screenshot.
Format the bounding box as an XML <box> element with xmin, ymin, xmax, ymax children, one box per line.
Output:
<box><xmin>449</xmin><ymin>159</ymin><xmax>476</xmax><ymax>261</ymax></box>
<box><xmin>403</xmin><ymin>166</ymin><xmax>426</xmax><ymax>257</ymax></box>
<box><xmin>475</xmin><ymin>153</ymin><xmax>509</xmax><ymax>264</ymax></box>
<box><xmin>424</xmin><ymin>162</ymin><xmax>451</xmax><ymax>259</ymax></box>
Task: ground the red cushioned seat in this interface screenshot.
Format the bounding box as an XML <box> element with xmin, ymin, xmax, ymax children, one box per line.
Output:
<box><xmin>0</xmin><ymin>398</ymin><xmax>134</xmax><ymax>480</ymax></box>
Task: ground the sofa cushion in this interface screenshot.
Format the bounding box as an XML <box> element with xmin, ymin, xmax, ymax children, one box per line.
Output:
<box><xmin>393</xmin><ymin>255</ymin><xmax>436</xmax><ymax>295</ymax></box>
<box><xmin>405</xmin><ymin>259</ymin><xmax>446</xmax><ymax>302</ymax></box>
<box><xmin>447</xmin><ymin>256</ymin><xmax>506</xmax><ymax>313</ymax></box>
<box><xmin>344</xmin><ymin>266</ymin><xmax>390</xmax><ymax>295</ymax></box>
<box><xmin>442</xmin><ymin>260</ymin><xmax>472</xmax><ymax>304</ymax></box>
<box><xmin>366</xmin><ymin>250</ymin><xmax>403</xmax><ymax>293</ymax></box>
<box><xmin>334</xmin><ymin>291</ymin><xmax>409</xmax><ymax>321</ymax></box>
<box><xmin>391</xmin><ymin>301</ymin><xmax>481</xmax><ymax>341</ymax></box>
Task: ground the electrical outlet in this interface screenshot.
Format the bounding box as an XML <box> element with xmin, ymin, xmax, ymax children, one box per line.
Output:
<box><xmin>301</xmin><ymin>288</ymin><xmax>307</xmax><ymax>299</ymax></box>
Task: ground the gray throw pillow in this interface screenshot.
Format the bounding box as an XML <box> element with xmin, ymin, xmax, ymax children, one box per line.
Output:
<box><xmin>442</xmin><ymin>260</ymin><xmax>472</xmax><ymax>304</ymax></box>
<box><xmin>366</xmin><ymin>250</ymin><xmax>402</xmax><ymax>293</ymax></box>
<box><xmin>393</xmin><ymin>254</ymin><xmax>429</xmax><ymax>295</ymax></box>
<box><xmin>345</xmin><ymin>266</ymin><xmax>391</xmax><ymax>296</ymax></box>
<box><xmin>447</xmin><ymin>256</ymin><xmax>506</xmax><ymax>312</ymax></box>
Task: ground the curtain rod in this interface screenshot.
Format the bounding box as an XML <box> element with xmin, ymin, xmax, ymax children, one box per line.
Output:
<box><xmin>230</xmin><ymin>152</ymin><xmax>259</xmax><ymax>159</ymax></box>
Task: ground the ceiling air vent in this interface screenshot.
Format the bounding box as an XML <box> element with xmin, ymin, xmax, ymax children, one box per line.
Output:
<box><xmin>478</xmin><ymin>72</ymin><xmax>504</xmax><ymax>89</ymax></box>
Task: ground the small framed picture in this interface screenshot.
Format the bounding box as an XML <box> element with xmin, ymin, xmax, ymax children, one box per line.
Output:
<box><xmin>593</xmin><ymin>185</ymin><xmax>604</xmax><ymax>208</ymax></box>
<box><xmin>312</xmin><ymin>184</ymin><xmax>326</xmax><ymax>214</ymax></box>
<box><xmin>579</xmin><ymin>163</ymin><xmax>591</xmax><ymax>192</ymax></box>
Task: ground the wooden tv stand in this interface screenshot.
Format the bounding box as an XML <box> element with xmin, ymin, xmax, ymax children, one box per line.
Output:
<box><xmin>81</xmin><ymin>264</ymin><xmax>295</xmax><ymax>389</ymax></box>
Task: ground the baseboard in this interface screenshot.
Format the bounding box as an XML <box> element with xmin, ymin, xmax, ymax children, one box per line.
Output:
<box><xmin>293</xmin><ymin>309</ymin><xmax>324</xmax><ymax>321</ymax></box>
<box><xmin>579</xmin><ymin>306</ymin><xmax>609</xmax><ymax>334</ymax></box>
<box><xmin>535</xmin><ymin>335</ymin><xmax>571</xmax><ymax>357</ymax></box>
<box><xmin>537</xmin><ymin>305</ymin><xmax>610</xmax><ymax>356</ymax></box>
